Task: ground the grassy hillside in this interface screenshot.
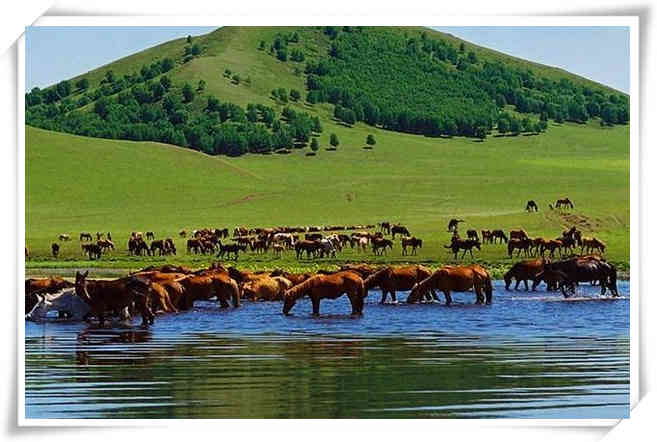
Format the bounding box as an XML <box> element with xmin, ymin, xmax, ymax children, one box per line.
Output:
<box><xmin>25</xmin><ymin>118</ymin><xmax>630</xmax><ymax>274</ymax></box>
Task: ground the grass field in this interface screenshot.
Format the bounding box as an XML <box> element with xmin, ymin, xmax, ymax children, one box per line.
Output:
<box><xmin>25</xmin><ymin>116</ymin><xmax>630</xmax><ymax>277</ymax></box>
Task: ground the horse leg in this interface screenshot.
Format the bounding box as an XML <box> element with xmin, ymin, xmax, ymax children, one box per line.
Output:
<box><xmin>311</xmin><ymin>296</ymin><xmax>320</xmax><ymax>316</ymax></box>
<box><xmin>514</xmin><ymin>278</ymin><xmax>520</xmax><ymax>290</ymax></box>
<box><xmin>523</xmin><ymin>279</ymin><xmax>529</xmax><ymax>291</ymax></box>
<box><xmin>443</xmin><ymin>290</ymin><xmax>452</xmax><ymax>306</ymax></box>
<box><xmin>380</xmin><ymin>290</ymin><xmax>388</xmax><ymax>304</ymax></box>
<box><xmin>391</xmin><ymin>291</ymin><xmax>397</xmax><ymax>303</ymax></box>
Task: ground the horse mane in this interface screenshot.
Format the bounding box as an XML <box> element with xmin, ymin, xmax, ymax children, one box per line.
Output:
<box><xmin>363</xmin><ymin>266</ymin><xmax>391</xmax><ymax>290</ymax></box>
<box><xmin>285</xmin><ymin>276</ymin><xmax>323</xmax><ymax>301</ymax></box>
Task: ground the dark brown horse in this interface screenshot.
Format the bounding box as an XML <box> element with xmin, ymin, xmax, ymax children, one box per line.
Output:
<box><xmin>447</xmin><ymin>218</ymin><xmax>464</xmax><ymax>232</ymax></box>
<box><xmin>491</xmin><ymin>230</ymin><xmax>508</xmax><ymax>243</ymax></box>
<box><xmin>504</xmin><ymin>258</ymin><xmax>548</xmax><ymax>290</ymax></box>
<box><xmin>507</xmin><ymin>238</ymin><xmax>532</xmax><ymax>257</ymax></box>
<box><xmin>401</xmin><ymin>237</ymin><xmax>422</xmax><ymax>255</ymax></box>
<box><xmin>283</xmin><ymin>271</ymin><xmax>366</xmax><ymax>316</ymax></box>
<box><xmin>363</xmin><ymin>265</ymin><xmax>436</xmax><ymax>303</ymax></box>
<box><xmin>555</xmin><ymin>198</ymin><xmax>574</xmax><ymax>209</ymax></box>
<box><xmin>391</xmin><ymin>224</ymin><xmax>410</xmax><ymax>238</ymax></box>
<box><xmin>74</xmin><ymin>271</ymin><xmax>154</xmax><ymax>326</ymax></box>
<box><xmin>81</xmin><ymin>243</ymin><xmax>102</xmax><ymax>260</ymax></box>
<box><xmin>525</xmin><ymin>200</ymin><xmax>539</xmax><ymax>212</ymax></box>
<box><xmin>25</xmin><ymin>277</ymin><xmax>74</xmax><ymax>296</ymax></box>
<box><xmin>407</xmin><ymin>264</ymin><xmax>493</xmax><ymax>305</ymax></box>
<box><xmin>445</xmin><ymin>238</ymin><xmax>480</xmax><ymax>259</ymax></box>
<box><xmin>51</xmin><ymin>243</ymin><xmax>60</xmax><ymax>257</ymax></box>
<box><xmin>372</xmin><ymin>237</ymin><xmax>393</xmax><ymax>255</ymax></box>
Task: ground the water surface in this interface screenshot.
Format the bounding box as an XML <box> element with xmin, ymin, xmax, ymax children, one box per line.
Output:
<box><xmin>25</xmin><ymin>281</ymin><xmax>630</xmax><ymax>419</ymax></box>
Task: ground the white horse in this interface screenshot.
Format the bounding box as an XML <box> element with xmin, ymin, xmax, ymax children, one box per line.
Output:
<box><xmin>319</xmin><ymin>238</ymin><xmax>337</xmax><ymax>258</ymax></box>
<box><xmin>26</xmin><ymin>289</ymin><xmax>131</xmax><ymax>322</ymax></box>
<box><xmin>25</xmin><ymin>289</ymin><xmax>90</xmax><ymax>321</ymax></box>
<box><xmin>358</xmin><ymin>236</ymin><xmax>369</xmax><ymax>253</ymax></box>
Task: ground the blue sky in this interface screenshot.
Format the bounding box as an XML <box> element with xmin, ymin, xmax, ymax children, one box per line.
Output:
<box><xmin>26</xmin><ymin>26</ymin><xmax>630</xmax><ymax>93</ymax></box>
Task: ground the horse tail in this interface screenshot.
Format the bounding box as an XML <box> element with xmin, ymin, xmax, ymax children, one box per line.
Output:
<box><xmin>363</xmin><ymin>266</ymin><xmax>390</xmax><ymax>291</ymax></box>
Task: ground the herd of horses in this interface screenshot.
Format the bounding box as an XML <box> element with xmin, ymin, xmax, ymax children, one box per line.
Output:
<box><xmin>25</xmin><ymin>248</ymin><xmax>619</xmax><ymax>326</ymax></box>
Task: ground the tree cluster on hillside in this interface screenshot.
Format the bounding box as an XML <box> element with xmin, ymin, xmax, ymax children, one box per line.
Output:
<box><xmin>26</xmin><ymin>72</ymin><xmax>322</xmax><ymax>157</ymax></box>
<box><xmin>304</xmin><ymin>27</ymin><xmax>628</xmax><ymax>137</ymax></box>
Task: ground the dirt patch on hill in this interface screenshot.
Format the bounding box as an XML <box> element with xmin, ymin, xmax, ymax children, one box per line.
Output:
<box><xmin>556</xmin><ymin>213</ymin><xmax>603</xmax><ymax>232</ymax></box>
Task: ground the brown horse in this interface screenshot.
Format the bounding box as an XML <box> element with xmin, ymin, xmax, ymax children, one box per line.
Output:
<box><xmin>74</xmin><ymin>271</ymin><xmax>155</xmax><ymax>326</ymax></box>
<box><xmin>507</xmin><ymin>238</ymin><xmax>532</xmax><ymax>257</ymax></box>
<box><xmin>401</xmin><ymin>237</ymin><xmax>422</xmax><ymax>256</ymax></box>
<box><xmin>283</xmin><ymin>271</ymin><xmax>366</xmax><ymax>316</ymax></box>
<box><xmin>445</xmin><ymin>238</ymin><xmax>480</xmax><ymax>259</ymax></box>
<box><xmin>407</xmin><ymin>265</ymin><xmax>493</xmax><ymax>305</ymax></box>
<box><xmin>509</xmin><ymin>229</ymin><xmax>529</xmax><ymax>241</ymax></box>
<box><xmin>51</xmin><ymin>243</ymin><xmax>60</xmax><ymax>257</ymax></box>
<box><xmin>242</xmin><ymin>276</ymin><xmax>292</xmax><ymax>301</ymax></box>
<box><xmin>481</xmin><ymin>230</ymin><xmax>492</xmax><ymax>244</ymax></box>
<box><xmin>81</xmin><ymin>243</ymin><xmax>102</xmax><ymax>260</ymax></box>
<box><xmin>372</xmin><ymin>237</ymin><xmax>393</xmax><ymax>255</ymax></box>
<box><xmin>175</xmin><ymin>272</ymin><xmax>240</xmax><ymax>310</ymax></box>
<box><xmin>555</xmin><ymin>198</ymin><xmax>574</xmax><ymax>209</ymax></box>
<box><xmin>491</xmin><ymin>230</ymin><xmax>508</xmax><ymax>243</ymax></box>
<box><xmin>391</xmin><ymin>224</ymin><xmax>410</xmax><ymax>239</ymax></box>
<box><xmin>540</xmin><ymin>239</ymin><xmax>563</xmax><ymax>258</ymax></box>
<box><xmin>363</xmin><ymin>265</ymin><xmax>436</xmax><ymax>303</ymax></box>
<box><xmin>581</xmin><ymin>237</ymin><xmax>606</xmax><ymax>254</ymax></box>
<box><xmin>504</xmin><ymin>258</ymin><xmax>548</xmax><ymax>290</ymax></box>
<box><xmin>25</xmin><ymin>277</ymin><xmax>73</xmax><ymax>296</ymax></box>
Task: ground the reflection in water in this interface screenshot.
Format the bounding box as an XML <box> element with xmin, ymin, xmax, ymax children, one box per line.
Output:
<box><xmin>26</xmin><ymin>281</ymin><xmax>630</xmax><ymax>419</ymax></box>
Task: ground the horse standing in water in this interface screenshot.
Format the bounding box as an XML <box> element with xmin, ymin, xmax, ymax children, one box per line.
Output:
<box><xmin>283</xmin><ymin>271</ymin><xmax>366</xmax><ymax>316</ymax></box>
<box><xmin>407</xmin><ymin>265</ymin><xmax>493</xmax><ymax>305</ymax></box>
<box><xmin>363</xmin><ymin>265</ymin><xmax>437</xmax><ymax>303</ymax></box>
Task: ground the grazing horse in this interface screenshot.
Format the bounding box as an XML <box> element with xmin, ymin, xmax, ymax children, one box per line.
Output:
<box><xmin>507</xmin><ymin>238</ymin><xmax>532</xmax><ymax>257</ymax></box>
<box><xmin>363</xmin><ymin>265</ymin><xmax>436</xmax><ymax>303</ymax></box>
<box><xmin>391</xmin><ymin>224</ymin><xmax>410</xmax><ymax>238</ymax></box>
<box><xmin>81</xmin><ymin>243</ymin><xmax>102</xmax><ymax>260</ymax></box>
<box><xmin>509</xmin><ymin>229</ymin><xmax>529</xmax><ymax>241</ymax></box>
<box><xmin>150</xmin><ymin>240</ymin><xmax>166</xmax><ymax>256</ymax></box>
<box><xmin>525</xmin><ymin>200</ymin><xmax>539</xmax><ymax>212</ymax></box>
<box><xmin>555</xmin><ymin>197</ymin><xmax>574</xmax><ymax>209</ymax></box>
<box><xmin>217</xmin><ymin>242</ymin><xmax>247</xmax><ymax>260</ymax></box>
<box><xmin>295</xmin><ymin>240</ymin><xmax>321</xmax><ymax>259</ymax></box>
<box><xmin>379</xmin><ymin>222</ymin><xmax>391</xmax><ymax>235</ymax></box>
<box><xmin>371</xmin><ymin>238</ymin><xmax>393</xmax><ymax>255</ymax></box>
<box><xmin>401</xmin><ymin>237</ymin><xmax>422</xmax><ymax>255</ymax></box>
<box><xmin>481</xmin><ymin>230</ymin><xmax>492</xmax><ymax>244</ymax></box>
<box><xmin>447</xmin><ymin>218</ymin><xmax>464</xmax><ymax>232</ymax></box>
<box><xmin>445</xmin><ymin>238</ymin><xmax>480</xmax><ymax>259</ymax></box>
<box><xmin>51</xmin><ymin>243</ymin><xmax>60</xmax><ymax>258</ymax></box>
<box><xmin>283</xmin><ymin>271</ymin><xmax>366</xmax><ymax>316</ymax></box>
<box><xmin>26</xmin><ymin>288</ymin><xmax>91</xmax><ymax>322</ymax></box>
<box><xmin>187</xmin><ymin>238</ymin><xmax>203</xmax><ymax>254</ymax></box>
<box><xmin>540</xmin><ymin>239</ymin><xmax>563</xmax><ymax>258</ymax></box>
<box><xmin>97</xmin><ymin>239</ymin><xmax>115</xmax><ymax>252</ymax></box>
<box><xmin>491</xmin><ymin>230</ymin><xmax>508</xmax><ymax>243</ymax></box>
<box><xmin>79</xmin><ymin>232</ymin><xmax>93</xmax><ymax>242</ymax></box>
<box><xmin>407</xmin><ymin>264</ymin><xmax>493</xmax><ymax>305</ymax></box>
<box><xmin>146</xmin><ymin>231</ymin><xmax>155</xmax><ymax>240</ymax></box>
<box><xmin>74</xmin><ymin>271</ymin><xmax>154</xmax><ymax>327</ymax></box>
<box><xmin>466</xmin><ymin>230</ymin><xmax>479</xmax><ymax>240</ymax></box>
<box><xmin>504</xmin><ymin>258</ymin><xmax>548</xmax><ymax>290</ymax></box>
<box><xmin>581</xmin><ymin>237</ymin><xmax>606</xmax><ymax>255</ymax></box>
<box><xmin>58</xmin><ymin>234</ymin><xmax>70</xmax><ymax>241</ymax></box>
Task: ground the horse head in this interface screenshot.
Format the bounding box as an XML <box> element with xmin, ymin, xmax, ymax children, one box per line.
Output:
<box><xmin>74</xmin><ymin>270</ymin><xmax>92</xmax><ymax>303</ymax></box>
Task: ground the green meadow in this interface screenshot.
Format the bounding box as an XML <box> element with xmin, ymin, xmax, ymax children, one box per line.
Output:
<box><xmin>25</xmin><ymin>117</ymin><xmax>629</xmax><ymax>276</ymax></box>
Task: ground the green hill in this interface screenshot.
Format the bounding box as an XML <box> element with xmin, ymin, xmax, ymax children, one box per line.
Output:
<box><xmin>24</xmin><ymin>27</ymin><xmax>630</xmax><ymax>273</ymax></box>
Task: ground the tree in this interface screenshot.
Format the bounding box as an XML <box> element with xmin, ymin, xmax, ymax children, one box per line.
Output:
<box><xmin>311</xmin><ymin>137</ymin><xmax>319</xmax><ymax>152</ymax></box>
<box><xmin>75</xmin><ymin>78</ymin><xmax>89</xmax><ymax>91</ymax></box>
<box><xmin>509</xmin><ymin>118</ymin><xmax>521</xmax><ymax>135</ymax></box>
<box><xmin>182</xmin><ymin>83</ymin><xmax>195</xmax><ymax>103</ymax></box>
<box><xmin>276</xmin><ymin>88</ymin><xmax>288</xmax><ymax>103</ymax></box>
<box><xmin>290</xmin><ymin>89</ymin><xmax>301</xmax><ymax>101</ymax></box>
<box><xmin>497</xmin><ymin>118</ymin><xmax>509</xmax><ymax>135</ymax></box>
<box><xmin>366</xmin><ymin>134</ymin><xmax>376</xmax><ymax>147</ymax></box>
<box><xmin>258</xmin><ymin>40</ymin><xmax>266</xmax><ymax>50</ymax></box>
<box><xmin>459</xmin><ymin>42</ymin><xmax>465</xmax><ymax>53</ymax></box>
<box><xmin>161</xmin><ymin>58</ymin><xmax>175</xmax><ymax>72</ymax></box>
<box><xmin>474</xmin><ymin>126</ymin><xmax>487</xmax><ymax>141</ymax></box>
<box><xmin>186</xmin><ymin>35</ymin><xmax>192</xmax><ymax>44</ymax></box>
<box><xmin>206</xmin><ymin>95</ymin><xmax>220</xmax><ymax>113</ymax></box>
<box><xmin>467</xmin><ymin>51</ymin><xmax>478</xmax><ymax>64</ymax></box>
<box><xmin>160</xmin><ymin>75</ymin><xmax>171</xmax><ymax>90</ymax></box>
<box><xmin>330</xmin><ymin>133</ymin><xmax>340</xmax><ymax>149</ymax></box>
<box><xmin>191</xmin><ymin>44</ymin><xmax>201</xmax><ymax>56</ymax></box>
<box><xmin>224</xmin><ymin>68</ymin><xmax>232</xmax><ymax>78</ymax></box>
<box><xmin>276</xmin><ymin>48</ymin><xmax>288</xmax><ymax>62</ymax></box>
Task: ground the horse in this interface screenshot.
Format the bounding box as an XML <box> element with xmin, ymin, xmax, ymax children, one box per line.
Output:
<box><xmin>58</xmin><ymin>234</ymin><xmax>70</xmax><ymax>241</ymax></box>
<box><xmin>466</xmin><ymin>230</ymin><xmax>479</xmax><ymax>240</ymax></box>
<box><xmin>537</xmin><ymin>256</ymin><xmax>618</xmax><ymax>297</ymax></box>
<box><xmin>79</xmin><ymin>232</ymin><xmax>93</xmax><ymax>241</ymax></box>
<box><xmin>283</xmin><ymin>271</ymin><xmax>366</xmax><ymax>316</ymax></box>
<box><xmin>25</xmin><ymin>277</ymin><xmax>74</xmax><ymax>296</ymax></box>
<box><xmin>379</xmin><ymin>221</ymin><xmax>391</xmax><ymax>235</ymax></box>
<box><xmin>391</xmin><ymin>224</ymin><xmax>410</xmax><ymax>239</ymax></box>
<box><xmin>504</xmin><ymin>258</ymin><xmax>548</xmax><ymax>290</ymax></box>
<box><xmin>319</xmin><ymin>238</ymin><xmax>339</xmax><ymax>258</ymax></box>
<box><xmin>241</xmin><ymin>276</ymin><xmax>292</xmax><ymax>301</ymax></box>
<box><xmin>525</xmin><ymin>200</ymin><xmax>539</xmax><ymax>212</ymax></box>
<box><xmin>187</xmin><ymin>238</ymin><xmax>203</xmax><ymax>254</ymax></box>
<box><xmin>26</xmin><ymin>288</ymin><xmax>91</xmax><ymax>322</ymax></box>
<box><xmin>179</xmin><ymin>230</ymin><xmax>187</xmax><ymax>238</ymax></box>
<box><xmin>540</xmin><ymin>239</ymin><xmax>563</xmax><ymax>258</ymax></box>
<box><xmin>339</xmin><ymin>263</ymin><xmax>382</xmax><ymax>279</ymax></box>
<box><xmin>81</xmin><ymin>243</ymin><xmax>102</xmax><ymax>260</ymax></box>
<box><xmin>97</xmin><ymin>239</ymin><xmax>115</xmax><ymax>252</ymax></box>
<box><xmin>96</xmin><ymin>232</ymin><xmax>104</xmax><ymax>240</ymax></box>
<box><xmin>507</xmin><ymin>238</ymin><xmax>532</xmax><ymax>257</ymax></box>
<box><xmin>407</xmin><ymin>264</ymin><xmax>493</xmax><ymax>305</ymax></box>
<box><xmin>150</xmin><ymin>240</ymin><xmax>166</xmax><ymax>256</ymax></box>
<box><xmin>295</xmin><ymin>240</ymin><xmax>321</xmax><ymax>259</ymax></box>
<box><xmin>174</xmin><ymin>270</ymin><xmax>240</xmax><ymax>310</ymax></box>
<box><xmin>401</xmin><ymin>237</ymin><xmax>422</xmax><ymax>255</ymax></box>
<box><xmin>445</xmin><ymin>238</ymin><xmax>480</xmax><ymax>259</ymax></box>
<box><xmin>146</xmin><ymin>231</ymin><xmax>155</xmax><ymax>240</ymax></box>
<box><xmin>164</xmin><ymin>238</ymin><xmax>176</xmax><ymax>255</ymax></box>
<box><xmin>581</xmin><ymin>237</ymin><xmax>606</xmax><ymax>255</ymax></box>
<box><xmin>509</xmin><ymin>229</ymin><xmax>529</xmax><ymax>241</ymax></box>
<box><xmin>491</xmin><ymin>230</ymin><xmax>508</xmax><ymax>243</ymax></box>
<box><xmin>51</xmin><ymin>243</ymin><xmax>60</xmax><ymax>258</ymax></box>
<box><xmin>371</xmin><ymin>238</ymin><xmax>393</xmax><ymax>255</ymax></box>
<box><xmin>481</xmin><ymin>230</ymin><xmax>492</xmax><ymax>244</ymax></box>
<box><xmin>363</xmin><ymin>265</ymin><xmax>436</xmax><ymax>303</ymax></box>
<box><xmin>74</xmin><ymin>271</ymin><xmax>155</xmax><ymax>327</ymax></box>
<box><xmin>555</xmin><ymin>198</ymin><xmax>574</xmax><ymax>209</ymax></box>
<box><xmin>447</xmin><ymin>218</ymin><xmax>464</xmax><ymax>232</ymax></box>
<box><xmin>217</xmin><ymin>243</ymin><xmax>246</xmax><ymax>260</ymax></box>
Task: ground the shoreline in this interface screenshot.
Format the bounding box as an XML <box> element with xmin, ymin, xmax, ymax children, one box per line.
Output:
<box><xmin>25</xmin><ymin>260</ymin><xmax>631</xmax><ymax>281</ymax></box>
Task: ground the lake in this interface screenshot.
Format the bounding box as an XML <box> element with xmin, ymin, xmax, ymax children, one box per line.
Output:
<box><xmin>25</xmin><ymin>281</ymin><xmax>630</xmax><ymax>419</ymax></box>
